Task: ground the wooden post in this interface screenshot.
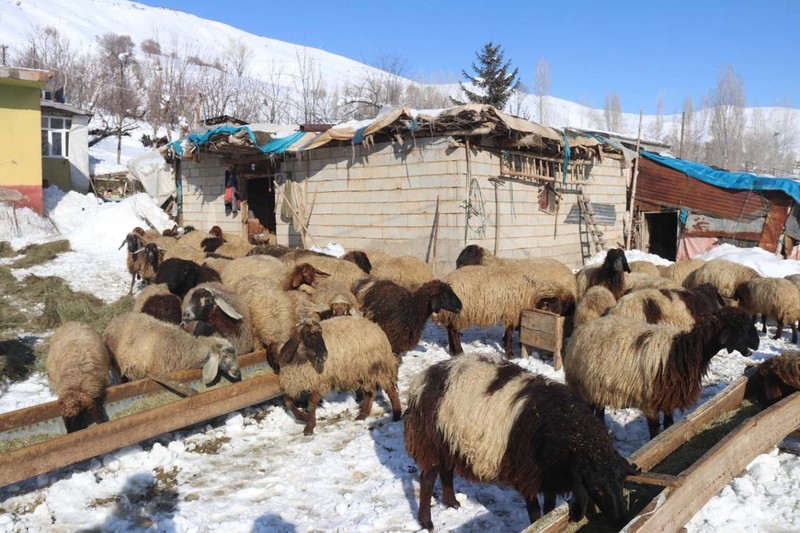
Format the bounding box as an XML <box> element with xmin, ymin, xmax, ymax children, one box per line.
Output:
<box><xmin>428</xmin><ymin>195</ymin><xmax>441</xmax><ymax>276</ymax></box>
<box><xmin>625</xmin><ymin>110</ymin><xmax>644</xmax><ymax>250</ymax></box>
<box><xmin>464</xmin><ymin>139</ymin><xmax>472</xmax><ymax>245</ymax></box>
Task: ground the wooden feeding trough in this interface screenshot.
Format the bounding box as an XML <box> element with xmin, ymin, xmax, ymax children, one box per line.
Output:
<box><xmin>519</xmin><ymin>308</ymin><xmax>565</xmax><ymax>370</ymax></box>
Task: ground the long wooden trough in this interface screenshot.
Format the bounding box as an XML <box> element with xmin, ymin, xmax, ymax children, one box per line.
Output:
<box><xmin>523</xmin><ymin>376</ymin><xmax>800</xmax><ymax>533</ymax></box>
<box><xmin>0</xmin><ymin>350</ymin><xmax>282</xmax><ymax>488</ymax></box>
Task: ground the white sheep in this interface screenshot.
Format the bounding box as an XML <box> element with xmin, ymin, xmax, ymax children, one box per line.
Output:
<box><xmin>683</xmin><ymin>258</ymin><xmax>760</xmax><ymax>299</ymax></box>
<box><xmin>370</xmin><ymin>255</ymin><xmax>434</xmax><ymax>291</ymax></box>
<box><xmin>46</xmin><ymin>322</ymin><xmax>111</xmax><ymax>432</ymax></box>
<box><xmin>573</xmin><ymin>285</ymin><xmax>616</xmax><ymax>327</ymax></box>
<box><xmin>659</xmin><ymin>258</ymin><xmax>705</xmax><ymax>285</ymax></box>
<box><xmin>103</xmin><ymin>312</ymin><xmax>240</xmax><ymax>384</ymax></box>
<box><xmin>276</xmin><ymin>316</ymin><xmax>401</xmax><ymax>435</ymax></box>
<box><xmin>607</xmin><ymin>284</ymin><xmax>726</xmax><ymax>330</ymax></box>
<box><xmin>628</xmin><ymin>260</ymin><xmax>660</xmax><ymax>277</ymax></box>
<box><xmin>737</xmin><ymin>277</ymin><xmax>800</xmax><ymax>343</ymax></box>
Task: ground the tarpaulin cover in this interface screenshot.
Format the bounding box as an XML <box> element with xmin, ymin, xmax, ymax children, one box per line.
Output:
<box><xmin>642</xmin><ymin>151</ymin><xmax>800</xmax><ymax>204</ymax></box>
<box><xmin>170</xmin><ymin>127</ymin><xmax>306</xmax><ymax>157</ymax></box>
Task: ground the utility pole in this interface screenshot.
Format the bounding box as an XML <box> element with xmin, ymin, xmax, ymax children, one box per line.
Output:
<box><xmin>0</xmin><ymin>44</ymin><xmax>8</xmax><ymax>66</ymax></box>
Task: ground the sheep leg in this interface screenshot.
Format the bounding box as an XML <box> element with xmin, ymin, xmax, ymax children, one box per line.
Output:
<box><xmin>593</xmin><ymin>405</ymin><xmax>605</xmax><ymax>422</ymax></box>
<box><xmin>646</xmin><ymin>416</ymin><xmax>661</xmax><ymax>439</ymax></box>
<box><xmin>503</xmin><ymin>325</ymin><xmax>515</xmax><ymax>356</ymax></box>
<box><xmin>438</xmin><ymin>458</ymin><xmax>460</xmax><ymax>509</ymax></box>
<box><xmin>526</xmin><ymin>497</ymin><xmax>543</xmax><ymax>522</ymax></box>
<box><xmin>303</xmin><ymin>392</ymin><xmax>321</xmax><ymax>435</ymax></box>
<box><xmin>774</xmin><ymin>320</ymin><xmax>784</xmax><ymax>340</ymax></box>
<box><xmin>543</xmin><ymin>492</ymin><xmax>556</xmax><ymax>515</ymax></box>
<box><xmin>89</xmin><ymin>403</ymin><xmax>108</xmax><ymax>426</ymax></box>
<box><xmin>417</xmin><ymin>467</ymin><xmax>438</xmax><ymax>531</ymax></box>
<box><xmin>792</xmin><ymin>323</ymin><xmax>798</xmax><ymax>344</ymax></box>
<box><xmin>128</xmin><ymin>272</ymin><xmax>137</xmax><ymax>295</ymax></box>
<box><xmin>385</xmin><ymin>383</ymin><xmax>403</xmax><ymax>421</ymax></box>
<box><xmin>447</xmin><ymin>327</ymin><xmax>463</xmax><ymax>355</ymax></box>
<box><xmin>356</xmin><ymin>390</ymin><xmax>374</xmax><ymax>420</ymax></box>
<box><xmin>284</xmin><ymin>396</ymin><xmax>308</xmax><ymax>422</ymax></box>
<box><xmin>762</xmin><ymin>315</ymin><xmax>767</xmax><ymax>334</ymax></box>
<box><xmin>663</xmin><ymin>411</ymin><xmax>674</xmax><ymax>429</ymax></box>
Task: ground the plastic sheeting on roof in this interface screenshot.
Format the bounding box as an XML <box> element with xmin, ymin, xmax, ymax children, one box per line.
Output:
<box><xmin>642</xmin><ymin>151</ymin><xmax>800</xmax><ymax>204</ymax></box>
<box><xmin>169</xmin><ymin>126</ymin><xmax>306</xmax><ymax>158</ymax></box>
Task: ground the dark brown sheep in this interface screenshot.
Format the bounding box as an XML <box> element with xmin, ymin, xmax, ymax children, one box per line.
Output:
<box><xmin>155</xmin><ymin>258</ymin><xmax>222</xmax><ymax>298</ymax></box>
<box><xmin>341</xmin><ymin>250</ymin><xmax>372</xmax><ymax>274</ymax></box>
<box><xmin>748</xmin><ymin>351</ymin><xmax>800</xmax><ymax>407</ymax></box>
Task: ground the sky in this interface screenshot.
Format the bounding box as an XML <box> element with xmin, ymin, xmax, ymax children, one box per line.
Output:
<box><xmin>135</xmin><ymin>0</ymin><xmax>800</xmax><ymax>115</ymax></box>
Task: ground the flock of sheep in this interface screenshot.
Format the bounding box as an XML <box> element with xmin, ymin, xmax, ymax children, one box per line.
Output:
<box><xmin>42</xmin><ymin>226</ymin><xmax>800</xmax><ymax>529</ymax></box>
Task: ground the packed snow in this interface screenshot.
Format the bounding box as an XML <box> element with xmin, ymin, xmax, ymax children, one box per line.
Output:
<box><xmin>1</xmin><ymin>190</ymin><xmax>800</xmax><ymax>532</ymax></box>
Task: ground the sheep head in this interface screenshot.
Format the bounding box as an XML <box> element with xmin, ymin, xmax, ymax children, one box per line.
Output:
<box><xmin>202</xmin><ymin>337</ymin><xmax>240</xmax><ymax>384</ymax></box>
<box><xmin>603</xmin><ymin>248</ymin><xmax>631</xmax><ymax>275</ymax></box>
<box><xmin>144</xmin><ymin>243</ymin><xmax>160</xmax><ymax>271</ymax></box>
<box><xmin>119</xmin><ymin>232</ymin><xmax>142</xmax><ymax>252</ymax></box>
<box><xmin>569</xmin><ymin>456</ymin><xmax>639</xmax><ymax>527</ymax></box>
<box><xmin>717</xmin><ymin>306</ymin><xmax>760</xmax><ymax>356</ymax></box>
<box><xmin>341</xmin><ymin>250</ymin><xmax>372</xmax><ymax>274</ymax></box>
<box><xmin>426</xmin><ymin>281</ymin><xmax>463</xmax><ymax>314</ymax></box>
<box><xmin>277</xmin><ymin>319</ymin><xmax>328</xmax><ymax>373</ymax></box>
<box><xmin>289</xmin><ymin>263</ymin><xmax>329</xmax><ymax>290</ymax></box>
<box><xmin>455</xmin><ymin>244</ymin><xmax>488</xmax><ymax>268</ymax></box>
<box><xmin>209</xmin><ymin>226</ymin><xmax>224</xmax><ymax>239</ymax></box>
<box><xmin>183</xmin><ymin>288</ymin><xmax>243</xmax><ymax>324</ymax></box>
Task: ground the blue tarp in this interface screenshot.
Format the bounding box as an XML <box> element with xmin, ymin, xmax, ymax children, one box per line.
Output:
<box><xmin>169</xmin><ymin>126</ymin><xmax>305</xmax><ymax>157</ymax></box>
<box><xmin>642</xmin><ymin>151</ymin><xmax>800</xmax><ymax>204</ymax></box>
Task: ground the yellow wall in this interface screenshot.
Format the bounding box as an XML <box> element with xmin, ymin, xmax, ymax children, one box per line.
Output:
<box><xmin>0</xmin><ymin>81</ymin><xmax>43</xmax><ymax>189</ymax></box>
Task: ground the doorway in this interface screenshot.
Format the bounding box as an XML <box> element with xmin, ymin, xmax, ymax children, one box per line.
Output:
<box><xmin>245</xmin><ymin>176</ymin><xmax>276</xmax><ymax>236</ymax></box>
<box><xmin>643</xmin><ymin>211</ymin><xmax>678</xmax><ymax>260</ymax></box>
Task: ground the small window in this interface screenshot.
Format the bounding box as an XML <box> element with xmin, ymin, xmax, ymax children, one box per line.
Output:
<box><xmin>50</xmin><ymin>118</ymin><xmax>63</xmax><ymax>129</ymax></box>
<box><xmin>41</xmin><ymin>115</ymin><xmax>71</xmax><ymax>159</ymax></box>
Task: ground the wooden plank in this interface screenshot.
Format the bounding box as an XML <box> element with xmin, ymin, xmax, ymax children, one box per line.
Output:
<box><xmin>0</xmin><ymin>372</ymin><xmax>282</xmax><ymax>488</ymax></box>
<box><xmin>624</xmin><ymin>391</ymin><xmax>800</xmax><ymax>532</ymax></box>
<box><xmin>630</xmin><ymin>376</ymin><xmax>748</xmax><ymax>471</ymax></box>
<box><xmin>626</xmin><ymin>471</ymin><xmax>682</xmax><ymax>488</ymax></box>
<box><xmin>520</xmin><ymin>309</ymin><xmax>564</xmax><ymax>370</ymax></box>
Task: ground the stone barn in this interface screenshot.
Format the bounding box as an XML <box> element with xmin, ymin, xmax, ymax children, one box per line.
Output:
<box><xmin>167</xmin><ymin>105</ymin><xmax>632</xmax><ymax>271</ymax></box>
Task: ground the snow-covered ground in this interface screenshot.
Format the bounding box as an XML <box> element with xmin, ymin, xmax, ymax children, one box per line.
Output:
<box><xmin>0</xmin><ymin>190</ymin><xmax>799</xmax><ymax>532</ymax></box>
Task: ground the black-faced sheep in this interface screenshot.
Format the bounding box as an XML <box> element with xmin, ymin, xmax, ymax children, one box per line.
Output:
<box><xmin>747</xmin><ymin>351</ymin><xmax>800</xmax><ymax>407</ymax></box>
<box><xmin>736</xmin><ymin>277</ymin><xmax>800</xmax><ymax>343</ymax></box>
<box><xmin>659</xmin><ymin>258</ymin><xmax>706</xmax><ymax>285</ymax></box>
<box><xmin>573</xmin><ymin>285</ymin><xmax>616</xmax><ymax>327</ymax></box>
<box><xmin>181</xmin><ymin>282</ymin><xmax>255</xmax><ymax>355</ymax></box>
<box><xmin>103</xmin><ymin>312</ymin><xmax>241</xmax><ymax>385</ymax></box>
<box><xmin>404</xmin><ymin>354</ymin><xmax>638</xmax><ymax>530</ymax></box>
<box><xmin>607</xmin><ymin>284</ymin><xmax>726</xmax><ymax>330</ymax></box>
<box><xmin>353</xmin><ymin>278</ymin><xmax>462</xmax><ymax>354</ymax></box>
<box><xmin>565</xmin><ymin>306</ymin><xmax>759</xmax><ymax>438</ymax></box>
<box><xmin>576</xmin><ymin>248</ymin><xmax>631</xmax><ymax>300</ymax></box>
<box><xmin>277</xmin><ymin>316</ymin><xmax>401</xmax><ymax>435</ymax></box>
<box><xmin>46</xmin><ymin>322</ymin><xmax>111</xmax><ymax>432</ymax></box>
<box><xmin>155</xmin><ymin>258</ymin><xmax>222</xmax><ymax>298</ymax></box>
<box><xmin>132</xmin><ymin>283</ymin><xmax>182</xmax><ymax>324</ymax></box>
<box><xmin>683</xmin><ymin>258</ymin><xmax>760</xmax><ymax>299</ymax></box>
<box><xmin>136</xmin><ymin>242</ymin><xmax>163</xmax><ymax>285</ymax></box>
<box><xmin>433</xmin><ymin>264</ymin><xmax>557</xmax><ymax>356</ymax></box>
<box><xmin>370</xmin><ymin>255</ymin><xmax>433</xmax><ymax>291</ymax></box>
<box><xmin>340</xmin><ymin>250</ymin><xmax>372</xmax><ymax>274</ymax></box>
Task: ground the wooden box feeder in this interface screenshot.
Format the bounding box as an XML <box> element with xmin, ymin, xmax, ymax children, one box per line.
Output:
<box><xmin>519</xmin><ymin>308</ymin><xmax>565</xmax><ymax>370</ymax></box>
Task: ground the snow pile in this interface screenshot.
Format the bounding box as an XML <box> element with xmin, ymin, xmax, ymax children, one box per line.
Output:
<box><xmin>0</xmin><ymin>203</ymin><xmax>59</xmax><ymax>246</ymax></box>
<box><xmin>697</xmin><ymin>243</ymin><xmax>800</xmax><ymax>277</ymax></box>
<box><xmin>582</xmin><ymin>248</ymin><xmax>673</xmax><ymax>268</ymax></box>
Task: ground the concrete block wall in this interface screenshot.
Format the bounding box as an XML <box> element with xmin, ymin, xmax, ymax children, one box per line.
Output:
<box><xmin>179</xmin><ymin>157</ymin><xmax>245</xmax><ymax>236</ymax></box>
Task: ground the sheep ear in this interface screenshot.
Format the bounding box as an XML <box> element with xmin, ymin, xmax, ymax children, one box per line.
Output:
<box><xmin>277</xmin><ymin>336</ymin><xmax>301</xmax><ymax>365</ymax></box>
<box><xmin>313</xmin><ymin>268</ymin><xmax>330</xmax><ymax>278</ymax></box>
<box><xmin>214</xmin><ymin>297</ymin><xmax>243</xmax><ymax>320</ymax></box>
<box><xmin>202</xmin><ymin>352</ymin><xmax>221</xmax><ymax>384</ymax></box>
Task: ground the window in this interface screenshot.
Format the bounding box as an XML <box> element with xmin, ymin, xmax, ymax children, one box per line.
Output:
<box><xmin>41</xmin><ymin>116</ymin><xmax>71</xmax><ymax>158</ymax></box>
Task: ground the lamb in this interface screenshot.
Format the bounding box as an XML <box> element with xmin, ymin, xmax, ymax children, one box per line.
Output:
<box><xmin>132</xmin><ymin>283</ymin><xmax>182</xmax><ymax>324</ymax></box>
<box><xmin>46</xmin><ymin>322</ymin><xmax>111</xmax><ymax>432</ymax></box>
<box><xmin>433</xmin><ymin>264</ymin><xmax>558</xmax><ymax>356</ymax></box>
<box><xmin>573</xmin><ymin>285</ymin><xmax>616</xmax><ymax>327</ymax></box>
<box><xmin>103</xmin><ymin>312</ymin><xmax>241</xmax><ymax>384</ymax></box>
<box><xmin>404</xmin><ymin>354</ymin><xmax>638</xmax><ymax>530</ymax></box>
<box><xmin>747</xmin><ymin>351</ymin><xmax>800</xmax><ymax>407</ymax></box>
<box><xmin>370</xmin><ymin>255</ymin><xmax>433</xmax><ymax>291</ymax></box>
<box><xmin>576</xmin><ymin>248</ymin><xmax>631</xmax><ymax>300</ymax></box>
<box><xmin>683</xmin><ymin>258</ymin><xmax>760</xmax><ymax>299</ymax></box>
<box><xmin>222</xmin><ymin>255</ymin><xmax>328</xmax><ymax>291</ymax></box>
<box><xmin>659</xmin><ymin>258</ymin><xmax>705</xmax><ymax>285</ymax></box>
<box><xmin>628</xmin><ymin>260</ymin><xmax>661</xmax><ymax>277</ymax></box>
<box><xmin>155</xmin><ymin>258</ymin><xmax>222</xmax><ymax>298</ymax></box>
<box><xmin>353</xmin><ymin>278</ymin><xmax>462</xmax><ymax>354</ymax></box>
<box><xmin>607</xmin><ymin>284</ymin><xmax>726</xmax><ymax>330</ymax></box>
<box><xmin>565</xmin><ymin>306</ymin><xmax>759</xmax><ymax>438</ymax></box>
<box><xmin>736</xmin><ymin>277</ymin><xmax>800</xmax><ymax>343</ymax></box>
<box><xmin>276</xmin><ymin>316</ymin><xmax>401</xmax><ymax>435</ymax></box>
<box><xmin>181</xmin><ymin>282</ymin><xmax>255</xmax><ymax>355</ymax></box>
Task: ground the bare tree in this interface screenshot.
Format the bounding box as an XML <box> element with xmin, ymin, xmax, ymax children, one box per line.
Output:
<box><xmin>534</xmin><ymin>57</ymin><xmax>550</xmax><ymax>124</ymax></box>
<box><xmin>603</xmin><ymin>92</ymin><xmax>623</xmax><ymax>132</ymax></box>
<box><xmin>707</xmin><ymin>65</ymin><xmax>746</xmax><ymax>170</ymax></box>
<box><xmin>257</xmin><ymin>60</ymin><xmax>292</xmax><ymax>124</ymax></box>
<box><xmin>342</xmin><ymin>53</ymin><xmax>408</xmax><ymax>119</ymax></box>
<box><xmin>648</xmin><ymin>94</ymin><xmax>664</xmax><ymax>140</ymax></box>
<box><xmin>744</xmin><ymin>106</ymin><xmax>798</xmax><ymax>175</ymax></box>
<box><xmin>290</xmin><ymin>48</ymin><xmax>334</xmax><ymax>123</ymax></box>
<box><xmin>403</xmin><ymin>81</ymin><xmax>451</xmax><ymax>110</ymax></box>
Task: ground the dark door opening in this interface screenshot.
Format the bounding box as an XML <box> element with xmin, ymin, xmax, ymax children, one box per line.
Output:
<box><xmin>645</xmin><ymin>211</ymin><xmax>678</xmax><ymax>261</ymax></box>
<box><xmin>245</xmin><ymin>177</ymin><xmax>276</xmax><ymax>238</ymax></box>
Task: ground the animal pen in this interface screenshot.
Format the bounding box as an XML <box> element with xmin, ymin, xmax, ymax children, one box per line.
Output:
<box><xmin>165</xmin><ymin>105</ymin><xmax>632</xmax><ymax>271</ymax></box>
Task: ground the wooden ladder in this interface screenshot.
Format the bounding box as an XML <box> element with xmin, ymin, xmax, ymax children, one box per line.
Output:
<box><xmin>578</xmin><ymin>192</ymin><xmax>607</xmax><ymax>255</ymax></box>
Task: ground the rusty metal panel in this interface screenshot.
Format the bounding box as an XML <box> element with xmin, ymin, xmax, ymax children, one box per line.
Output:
<box><xmin>759</xmin><ymin>196</ymin><xmax>792</xmax><ymax>250</ymax></box>
<box><xmin>683</xmin><ymin>213</ymin><xmax>764</xmax><ymax>241</ymax></box>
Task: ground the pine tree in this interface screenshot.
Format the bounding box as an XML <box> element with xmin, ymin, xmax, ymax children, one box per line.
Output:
<box><xmin>453</xmin><ymin>42</ymin><xmax>520</xmax><ymax>110</ymax></box>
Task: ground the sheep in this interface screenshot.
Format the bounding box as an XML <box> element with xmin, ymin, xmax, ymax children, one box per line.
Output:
<box><xmin>608</xmin><ymin>284</ymin><xmax>726</xmax><ymax>330</ymax></box>
<box><xmin>154</xmin><ymin>258</ymin><xmax>222</xmax><ymax>298</ymax></box>
<box><xmin>311</xmin><ymin>279</ymin><xmax>362</xmax><ymax>318</ymax></box>
<box><xmin>132</xmin><ymin>283</ymin><xmax>182</xmax><ymax>324</ymax></box>
<box><xmin>565</xmin><ymin>306</ymin><xmax>759</xmax><ymax>438</ymax></box>
<box><xmin>455</xmin><ymin>245</ymin><xmax>577</xmax><ymax>310</ymax></box>
<box><xmin>136</xmin><ymin>242</ymin><xmax>163</xmax><ymax>285</ymax></box>
<box><xmin>404</xmin><ymin>354</ymin><xmax>638</xmax><ymax>530</ymax></box>
<box><xmin>353</xmin><ymin>278</ymin><xmax>462</xmax><ymax>354</ymax></box>
<box><xmin>628</xmin><ymin>260</ymin><xmax>661</xmax><ymax>277</ymax></box>
<box><xmin>747</xmin><ymin>351</ymin><xmax>800</xmax><ymax>407</ymax></box>
<box><xmin>433</xmin><ymin>264</ymin><xmax>558</xmax><ymax>356</ymax></box>
<box><xmin>119</xmin><ymin>227</ymin><xmax>146</xmax><ymax>295</ymax></box>
<box><xmin>340</xmin><ymin>250</ymin><xmax>372</xmax><ymax>274</ymax></box>
<box><xmin>163</xmin><ymin>243</ymin><xmax>206</xmax><ymax>264</ymax></box>
<box><xmin>683</xmin><ymin>258</ymin><xmax>760</xmax><ymax>299</ymax></box>
<box><xmin>370</xmin><ymin>255</ymin><xmax>433</xmax><ymax>291</ymax></box>
<box><xmin>281</xmin><ymin>253</ymin><xmax>367</xmax><ymax>290</ymax></box>
<box><xmin>103</xmin><ymin>312</ymin><xmax>241</xmax><ymax>384</ymax></box>
<box><xmin>576</xmin><ymin>248</ymin><xmax>631</xmax><ymax>300</ymax></box>
<box><xmin>46</xmin><ymin>322</ymin><xmax>111</xmax><ymax>432</ymax></box>
<box><xmin>276</xmin><ymin>316</ymin><xmax>401</xmax><ymax>435</ymax></box>
<box><xmin>222</xmin><ymin>255</ymin><xmax>328</xmax><ymax>291</ymax></box>
<box><xmin>659</xmin><ymin>258</ymin><xmax>705</xmax><ymax>285</ymax></box>
<box><xmin>246</xmin><ymin>243</ymin><xmax>291</xmax><ymax>257</ymax></box>
<box><xmin>623</xmin><ymin>272</ymin><xmax>682</xmax><ymax>293</ymax></box>
<box><xmin>736</xmin><ymin>277</ymin><xmax>800</xmax><ymax>343</ymax></box>
<box><xmin>573</xmin><ymin>285</ymin><xmax>616</xmax><ymax>327</ymax></box>
<box><xmin>202</xmin><ymin>257</ymin><xmax>231</xmax><ymax>277</ymax></box>
<box><xmin>209</xmin><ymin>241</ymin><xmax>254</xmax><ymax>258</ymax></box>
<box><xmin>181</xmin><ymin>282</ymin><xmax>255</xmax><ymax>355</ymax></box>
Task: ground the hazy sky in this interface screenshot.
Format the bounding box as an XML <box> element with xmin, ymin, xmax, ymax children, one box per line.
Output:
<box><xmin>137</xmin><ymin>0</ymin><xmax>799</xmax><ymax>114</ymax></box>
